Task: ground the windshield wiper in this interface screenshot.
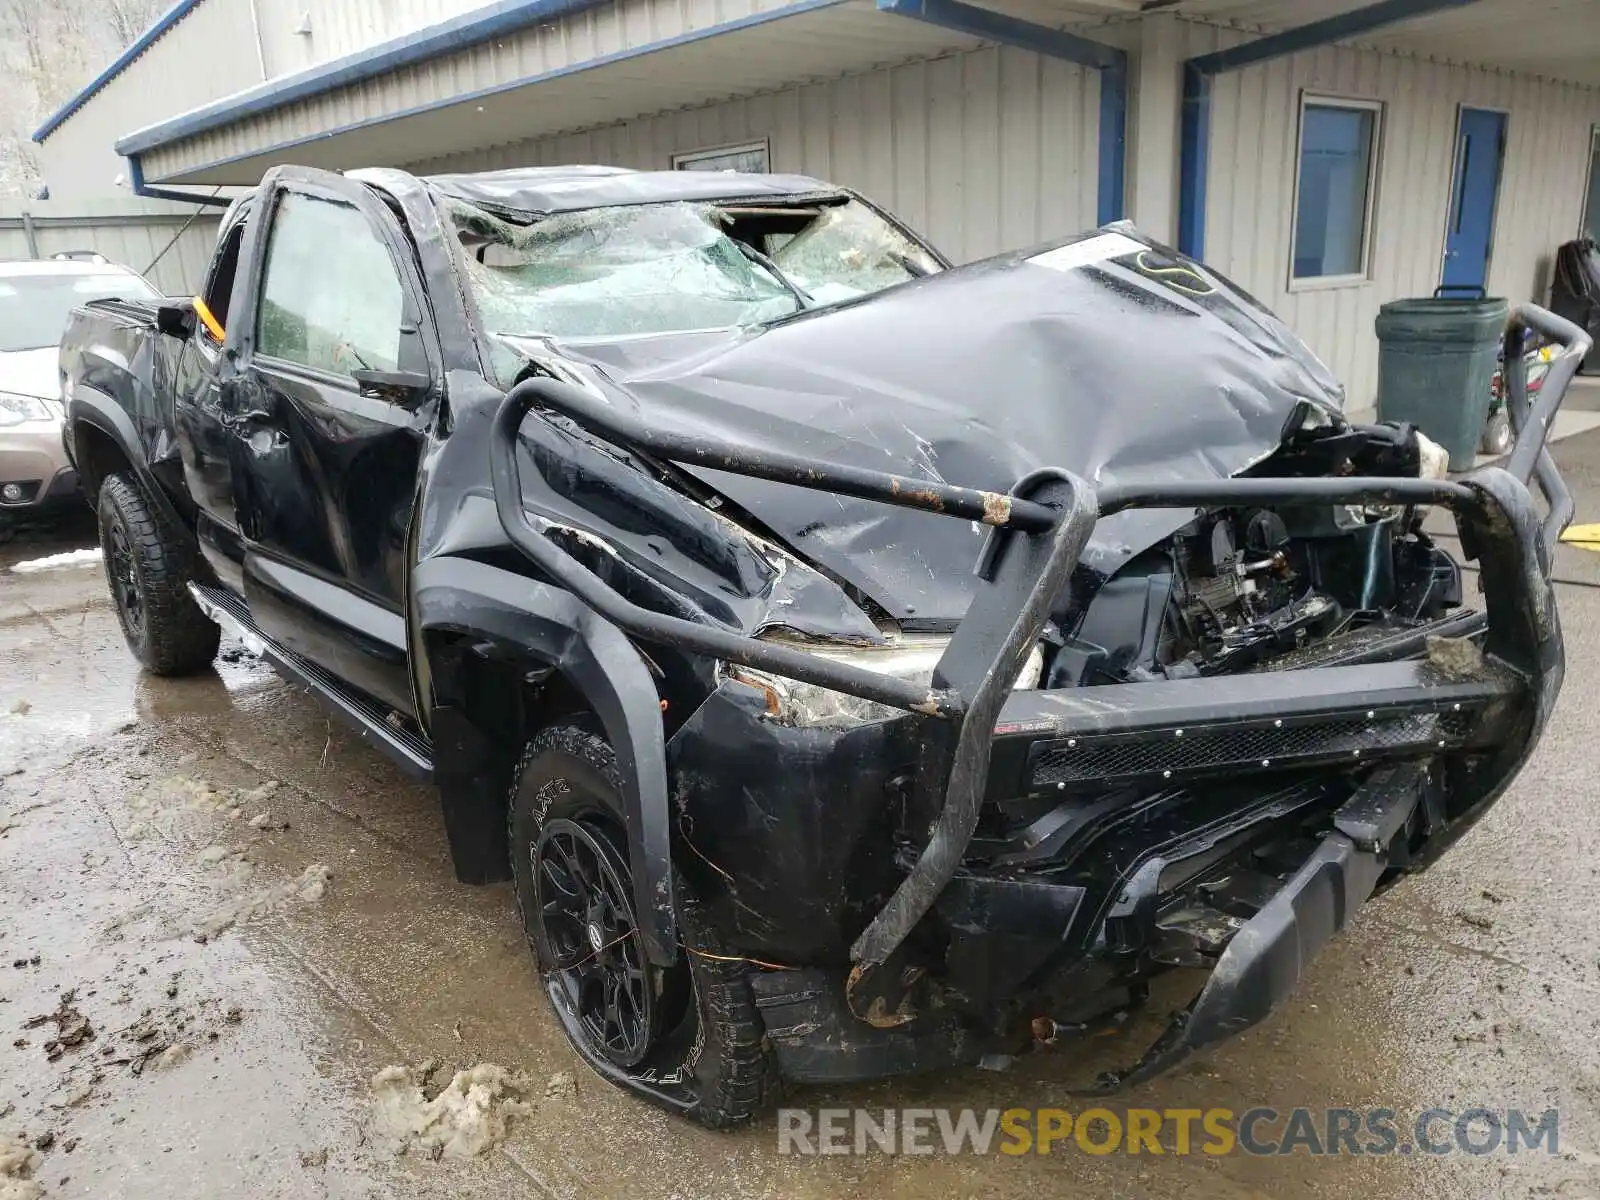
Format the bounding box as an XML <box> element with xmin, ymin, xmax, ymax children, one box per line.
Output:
<box><xmin>733</xmin><ymin>240</ymin><xmax>813</xmax><ymax>311</ymax></box>
<box><xmin>889</xmin><ymin>251</ymin><xmax>932</xmax><ymax>279</ymax></box>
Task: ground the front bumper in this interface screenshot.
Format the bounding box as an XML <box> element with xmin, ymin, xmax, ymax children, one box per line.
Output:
<box><xmin>1092</xmin><ymin>763</ymin><xmax>1434</xmax><ymax>1090</ymax></box>
<box><xmin>0</xmin><ymin>419</ymin><xmax>78</xmax><ymax>511</ymax></box>
<box><xmin>490</xmin><ymin>303</ymin><xmax>1585</xmax><ymax>1088</ymax></box>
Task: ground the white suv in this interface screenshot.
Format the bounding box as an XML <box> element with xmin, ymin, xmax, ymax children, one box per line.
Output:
<box><xmin>0</xmin><ymin>256</ymin><xmax>161</xmax><ymax>515</ymax></box>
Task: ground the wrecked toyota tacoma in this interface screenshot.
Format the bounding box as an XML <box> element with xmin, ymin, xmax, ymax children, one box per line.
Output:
<box><xmin>59</xmin><ymin>164</ymin><xmax>1588</xmax><ymax>1126</ymax></box>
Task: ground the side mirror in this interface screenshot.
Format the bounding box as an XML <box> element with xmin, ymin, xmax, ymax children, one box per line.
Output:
<box><xmin>155</xmin><ymin>302</ymin><xmax>196</xmax><ymax>340</ymax></box>
<box><xmin>352</xmin><ymin>367</ymin><xmax>432</xmax><ymax>406</ymax></box>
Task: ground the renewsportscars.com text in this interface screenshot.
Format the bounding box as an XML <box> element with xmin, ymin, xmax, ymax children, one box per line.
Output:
<box><xmin>777</xmin><ymin>1106</ymin><xmax>1559</xmax><ymax>1157</ymax></box>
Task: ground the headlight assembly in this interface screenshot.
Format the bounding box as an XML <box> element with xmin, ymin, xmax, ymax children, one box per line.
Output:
<box><xmin>726</xmin><ymin>636</ymin><xmax>1045</xmax><ymax>729</ymax></box>
<box><xmin>0</xmin><ymin>392</ymin><xmax>55</xmax><ymax>427</ymax></box>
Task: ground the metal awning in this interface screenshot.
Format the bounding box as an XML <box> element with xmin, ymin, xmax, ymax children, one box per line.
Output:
<box><xmin>126</xmin><ymin>0</ymin><xmax>1020</xmax><ymax>186</ymax></box>
<box><xmin>117</xmin><ymin>0</ymin><xmax>1600</xmax><ymax>195</ymax></box>
<box><xmin>1168</xmin><ymin>0</ymin><xmax>1600</xmax><ymax>86</ymax></box>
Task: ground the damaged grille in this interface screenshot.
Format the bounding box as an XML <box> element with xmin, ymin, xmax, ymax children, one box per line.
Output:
<box><xmin>1029</xmin><ymin>709</ymin><xmax>1470</xmax><ymax>790</ymax></box>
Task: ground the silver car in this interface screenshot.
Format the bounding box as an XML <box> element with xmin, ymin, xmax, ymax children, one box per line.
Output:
<box><xmin>0</xmin><ymin>257</ymin><xmax>161</xmax><ymax>515</ymax></box>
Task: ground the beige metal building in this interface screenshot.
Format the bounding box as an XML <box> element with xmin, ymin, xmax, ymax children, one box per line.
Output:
<box><xmin>29</xmin><ymin>0</ymin><xmax>1600</xmax><ymax>408</ymax></box>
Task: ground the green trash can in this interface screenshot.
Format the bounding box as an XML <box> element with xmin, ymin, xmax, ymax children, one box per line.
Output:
<box><xmin>1374</xmin><ymin>295</ymin><xmax>1508</xmax><ymax>470</ymax></box>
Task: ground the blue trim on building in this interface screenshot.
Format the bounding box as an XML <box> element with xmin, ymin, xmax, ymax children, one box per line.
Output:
<box><xmin>1190</xmin><ymin>0</ymin><xmax>1482</xmax><ymax>75</ymax></box>
<box><xmin>876</xmin><ymin>0</ymin><xmax>1127</xmax><ymax>224</ymax></box>
<box><xmin>876</xmin><ymin>0</ymin><xmax>1121</xmax><ymax>69</ymax></box>
<box><xmin>136</xmin><ymin>0</ymin><xmax>852</xmax><ymax>182</ymax></box>
<box><xmin>127</xmin><ymin>154</ymin><xmax>232</xmax><ymax>206</ymax></box>
<box><xmin>1177</xmin><ymin>62</ymin><xmax>1210</xmax><ymax>259</ymax></box>
<box><xmin>115</xmin><ymin>0</ymin><xmax>616</xmax><ymax>157</ymax></box>
<box><xmin>1096</xmin><ymin>54</ymin><xmax>1127</xmax><ymax>229</ymax></box>
<box><xmin>33</xmin><ymin>0</ymin><xmax>205</xmax><ymax>142</ymax></box>
<box><xmin>1177</xmin><ymin>0</ymin><xmax>1486</xmax><ymax>259</ymax></box>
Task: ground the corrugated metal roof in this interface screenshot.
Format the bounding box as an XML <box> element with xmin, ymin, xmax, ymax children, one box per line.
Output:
<box><xmin>32</xmin><ymin>0</ymin><xmax>209</xmax><ymax>142</ymax></box>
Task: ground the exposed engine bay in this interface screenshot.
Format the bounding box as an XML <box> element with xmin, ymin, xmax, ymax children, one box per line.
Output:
<box><xmin>1047</xmin><ymin>421</ymin><xmax>1461</xmax><ymax>687</ymax></box>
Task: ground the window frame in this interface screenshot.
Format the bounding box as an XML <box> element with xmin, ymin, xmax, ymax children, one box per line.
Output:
<box><xmin>237</xmin><ymin>178</ymin><xmax>436</xmax><ymax>396</ymax></box>
<box><xmin>671</xmin><ymin>139</ymin><xmax>771</xmax><ymax>174</ymax></box>
<box><xmin>1287</xmin><ymin>93</ymin><xmax>1384</xmax><ymax>293</ymax></box>
<box><xmin>1581</xmin><ymin>123</ymin><xmax>1600</xmax><ymax>242</ymax></box>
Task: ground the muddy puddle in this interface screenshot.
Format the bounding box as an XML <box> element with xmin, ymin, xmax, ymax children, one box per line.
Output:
<box><xmin>3</xmin><ymin>509</ymin><xmax>1600</xmax><ymax>1198</ymax></box>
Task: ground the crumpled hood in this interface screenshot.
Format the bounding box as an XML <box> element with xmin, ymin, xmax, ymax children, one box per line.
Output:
<box><xmin>518</xmin><ymin>226</ymin><xmax>1347</xmax><ymax>624</ymax></box>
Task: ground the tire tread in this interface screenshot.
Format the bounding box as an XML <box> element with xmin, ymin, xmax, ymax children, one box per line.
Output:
<box><xmin>98</xmin><ymin>473</ymin><xmax>219</xmax><ymax>676</ymax></box>
<box><xmin>506</xmin><ymin>724</ymin><xmax>779</xmax><ymax>1128</ymax></box>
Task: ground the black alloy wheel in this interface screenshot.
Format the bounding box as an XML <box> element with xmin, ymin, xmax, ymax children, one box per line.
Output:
<box><xmin>533</xmin><ymin>817</ymin><xmax>656</xmax><ymax>1068</ymax></box>
<box><xmin>105</xmin><ymin>510</ymin><xmax>144</xmax><ymax>640</ymax></box>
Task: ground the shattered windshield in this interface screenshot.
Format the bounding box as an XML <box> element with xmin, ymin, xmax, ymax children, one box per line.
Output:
<box><xmin>455</xmin><ymin>202</ymin><xmax>799</xmax><ymax>340</ymax></box>
<box><xmin>764</xmin><ymin>202</ymin><xmax>939</xmax><ymax>303</ymax></box>
<box><xmin>449</xmin><ymin>197</ymin><xmax>941</xmax><ymax>343</ymax></box>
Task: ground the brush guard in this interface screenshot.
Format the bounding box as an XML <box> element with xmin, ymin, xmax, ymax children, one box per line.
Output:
<box><xmin>489</xmin><ymin>302</ymin><xmax>1587</xmax><ymax>1075</ymax></box>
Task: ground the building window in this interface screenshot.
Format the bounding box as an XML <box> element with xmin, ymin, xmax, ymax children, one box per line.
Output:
<box><xmin>672</xmin><ymin>141</ymin><xmax>769</xmax><ymax>174</ymax></box>
<box><xmin>1291</xmin><ymin>97</ymin><xmax>1381</xmax><ymax>283</ymax></box>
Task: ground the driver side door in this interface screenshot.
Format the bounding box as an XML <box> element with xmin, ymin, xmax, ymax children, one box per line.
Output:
<box><xmin>224</xmin><ymin>169</ymin><xmax>438</xmax><ymax>716</ymax></box>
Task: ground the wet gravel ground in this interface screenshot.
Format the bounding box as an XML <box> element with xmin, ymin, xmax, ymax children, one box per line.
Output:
<box><xmin>4</xmin><ymin>434</ymin><xmax>1600</xmax><ymax>1198</ymax></box>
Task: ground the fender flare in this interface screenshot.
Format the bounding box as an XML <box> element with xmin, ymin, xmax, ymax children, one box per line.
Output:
<box><xmin>68</xmin><ymin>385</ymin><xmax>186</xmax><ymax>530</ymax></box>
<box><xmin>412</xmin><ymin>556</ymin><xmax>678</xmax><ymax>965</ymax></box>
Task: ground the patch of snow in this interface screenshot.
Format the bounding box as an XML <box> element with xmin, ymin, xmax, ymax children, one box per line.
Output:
<box><xmin>191</xmin><ymin>863</ymin><xmax>331</xmax><ymax>942</ymax></box>
<box><xmin>370</xmin><ymin>1064</ymin><xmax>534</xmax><ymax>1160</ymax></box>
<box><xmin>8</xmin><ymin>547</ymin><xmax>102</xmax><ymax>574</ymax></box>
<box><xmin>0</xmin><ymin>1133</ymin><xmax>41</xmax><ymax>1200</ymax></box>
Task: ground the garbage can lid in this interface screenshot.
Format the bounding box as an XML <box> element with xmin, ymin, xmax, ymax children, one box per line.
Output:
<box><xmin>1375</xmin><ymin>296</ymin><xmax>1508</xmax><ymax>343</ymax></box>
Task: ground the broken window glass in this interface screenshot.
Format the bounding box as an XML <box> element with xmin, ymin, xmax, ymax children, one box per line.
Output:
<box><xmin>769</xmin><ymin>203</ymin><xmax>940</xmax><ymax>304</ymax></box>
<box><xmin>452</xmin><ymin>201</ymin><xmax>800</xmax><ymax>341</ymax></box>
<box><xmin>448</xmin><ymin>196</ymin><xmax>943</xmax><ymax>345</ymax></box>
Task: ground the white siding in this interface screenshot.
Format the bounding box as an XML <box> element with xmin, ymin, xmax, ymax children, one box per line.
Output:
<box><xmin>143</xmin><ymin>0</ymin><xmax>836</xmax><ymax>182</ymax></box>
<box><xmin>35</xmin><ymin>0</ymin><xmax>265</xmax><ymax>199</ymax></box>
<box><xmin>0</xmin><ymin>199</ymin><xmax>220</xmax><ymax>294</ymax></box>
<box><xmin>404</xmin><ymin>44</ymin><xmax>1103</xmax><ymax>265</ymax></box>
<box><xmin>1189</xmin><ymin>18</ymin><xmax>1600</xmax><ymax>409</ymax></box>
<box><xmin>253</xmin><ymin>0</ymin><xmax>492</xmax><ymax>76</ymax></box>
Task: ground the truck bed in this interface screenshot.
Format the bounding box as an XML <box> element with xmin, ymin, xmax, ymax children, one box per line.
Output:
<box><xmin>61</xmin><ymin>296</ymin><xmax>192</xmax><ymax>517</ymax></box>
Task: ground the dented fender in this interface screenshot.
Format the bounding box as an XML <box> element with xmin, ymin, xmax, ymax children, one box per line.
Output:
<box><xmin>411</xmin><ymin>555</ymin><xmax>678</xmax><ymax>964</ymax></box>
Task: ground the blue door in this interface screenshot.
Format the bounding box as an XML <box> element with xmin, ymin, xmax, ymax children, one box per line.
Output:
<box><xmin>1440</xmin><ymin>108</ymin><xmax>1507</xmax><ymax>292</ymax></box>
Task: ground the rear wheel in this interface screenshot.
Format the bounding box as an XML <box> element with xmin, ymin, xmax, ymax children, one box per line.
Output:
<box><xmin>97</xmin><ymin>473</ymin><xmax>219</xmax><ymax>676</ymax></box>
<box><xmin>508</xmin><ymin>724</ymin><xmax>779</xmax><ymax>1127</ymax></box>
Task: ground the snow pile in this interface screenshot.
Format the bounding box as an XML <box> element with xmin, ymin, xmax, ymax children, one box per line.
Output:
<box><xmin>370</xmin><ymin>1063</ymin><xmax>535</xmax><ymax>1160</ymax></box>
<box><xmin>8</xmin><ymin>547</ymin><xmax>102</xmax><ymax>574</ymax></box>
<box><xmin>0</xmin><ymin>1134</ymin><xmax>42</xmax><ymax>1200</ymax></box>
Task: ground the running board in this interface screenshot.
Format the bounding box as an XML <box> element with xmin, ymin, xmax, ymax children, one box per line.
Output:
<box><xmin>188</xmin><ymin>582</ymin><xmax>434</xmax><ymax>780</ymax></box>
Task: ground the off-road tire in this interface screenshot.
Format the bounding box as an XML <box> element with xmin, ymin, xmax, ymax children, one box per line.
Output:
<box><xmin>508</xmin><ymin>724</ymin><xmax>779</xmax><ymax>1127</ymax></box>
<box><xmin>97</xmin><ymin>472</ymin><xmax>219</xmax><ymax>676</ymax></box>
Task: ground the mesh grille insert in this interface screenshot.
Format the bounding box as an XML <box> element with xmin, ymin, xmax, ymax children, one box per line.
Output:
<box><xmin>1029</xmin><ymin>711</ymin><xmax>1450</xmax><ymax>789</ymax></box>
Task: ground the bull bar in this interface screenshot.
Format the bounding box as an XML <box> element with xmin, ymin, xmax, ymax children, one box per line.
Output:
<box><xmin>490</xmin><ymin>302</ymin><xmax>1588</xmax><ymax>1068</ymax></box>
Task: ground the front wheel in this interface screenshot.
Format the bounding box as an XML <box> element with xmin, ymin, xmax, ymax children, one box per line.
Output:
<box><xmin>507</xmin><ymin>724</ymin><xmax>779</xmax><ymax>1127</ymax></box>
<box><xmin>97</xmin><ymin>473</ymin><xmax>219</xmax><ymax>676</ymax></box>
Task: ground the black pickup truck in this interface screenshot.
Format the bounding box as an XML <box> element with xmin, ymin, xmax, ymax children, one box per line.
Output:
<box><xmin>60</xmin><ymin>163</ymin><xmax>1587</xmax><ymax>1126</ymax></box>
